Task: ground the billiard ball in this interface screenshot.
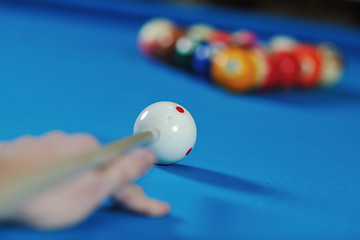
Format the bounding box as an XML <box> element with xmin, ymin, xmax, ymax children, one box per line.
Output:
<box><xmin>138</xmin><ymin>18</ymin><xmax>183</xmax><ymax>60</ymax></box>
<box><xmin>269</xmin><ymin>35</ymin><xmax>298</xmax><ymax>52</ymax></box>
<box><xmin>186</xmin><ymin>23</ymin><xmax>214</xmax><ymax>42</ymax></box>
<box><xmin>208</xmin><ymin>30</ymin><xmax>232</xmax><ymax>47</ymax></box>
<box><xmin>173</xmin><ymin>36</ymin><xmax>200</xmax><ymax>70</ymax></box>
<box><xmin>232</xmin><ymin>30</ymin><xmax>258</xmax><ymax>48</ymax></box>
<box><xmin>133</xmin><ymin>101</ymin><xmax>197</xmax><ymax>165</ymax></box>
<box><xmin>192</xmin><ymin>42</ymin><xmax>213</xmax><ymax>79</ymax></box>
<box><xmin>261</xmin><ymin>56</ymin><xmax>279</xmax><ymax>90</ymax></box>
<box><xmin>271</xmin><ymin>51</ymin><xmax>301</xmax><ymax>88</ymax></box>
<box><xmin>252</xmin><ymin>46</ymin><xmax>279</xmax><ymax>90</ymax></box>
<box><xmin>211</xmin><ymin>47</ymin><xmax>257</xmax><ymax>92</ymax></box>
<box><xmin>317</xmin><ymin>43</ymin><xmax>344</xmax><ymax>87</ymax></box>
<box><xmin>293</xmin><ymin>44</ymin><xmax>322</xmax><ymax>88</ymax></box>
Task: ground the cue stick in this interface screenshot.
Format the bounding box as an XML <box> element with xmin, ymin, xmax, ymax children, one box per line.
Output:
<box><xmin>0</xmin><ymin>130</ymin><xmax>155</xmax><ymax>219</ymax></box>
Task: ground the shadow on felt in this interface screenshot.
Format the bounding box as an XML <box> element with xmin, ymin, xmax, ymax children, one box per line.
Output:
<box><xmin>158</xmin><ymin>164</ymin><xmax>292</xmax><ymax>201</ymax></box>
<box><xmin>247</xmin><ymin>87</ymin><xmax>360</xmax><ymax>107</ymax></box>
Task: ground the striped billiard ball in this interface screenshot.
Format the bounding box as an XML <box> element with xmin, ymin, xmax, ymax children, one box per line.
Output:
<box><xmin>138</xmin><ymin>18</ymin><xmax>183</xmax><ymax>61</ymax></box>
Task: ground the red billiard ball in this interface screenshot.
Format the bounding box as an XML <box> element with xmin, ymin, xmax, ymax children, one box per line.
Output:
<box><xmin>271</xmin><ymin>51</ymin><xmax>301</xmax><ymax>88</ymax></box>
<box><xmin>262</xmin><ymin>56</ymin><xmax>279</xmax><ymax>90</ymax></box>
<box><xmin>208</xmin><ymin>30</ymin><xmax>232</xmax><ymax>47</ymax></box>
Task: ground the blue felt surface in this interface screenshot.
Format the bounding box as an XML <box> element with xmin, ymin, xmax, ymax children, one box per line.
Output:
<box><xmin>0</xmin><ymin>1</ymin><xmax>360</xmax><ymax>239</ymax></box>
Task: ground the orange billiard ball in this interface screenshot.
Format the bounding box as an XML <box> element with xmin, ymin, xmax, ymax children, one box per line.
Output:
<box><xmin>211</xmin><ymin>47</ymin><xmax>257</xmax><ymax>92</ymax></box>
<box><xmin>293</xmin><ymin>44</ymin><xmax>322</xmax><ymax>88</ymax></box>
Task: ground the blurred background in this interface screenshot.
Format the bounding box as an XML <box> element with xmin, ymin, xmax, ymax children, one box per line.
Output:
<box><xmin>154</xmin><ymin>0</ymin><xmax>360</xmax><ymax>26</ymax></box>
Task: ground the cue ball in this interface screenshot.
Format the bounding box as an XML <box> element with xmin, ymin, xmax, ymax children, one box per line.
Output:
<box><xmin>133</xmin><ymin>101</ymin><xmax>197</xmax><ymax>165</ymax></box>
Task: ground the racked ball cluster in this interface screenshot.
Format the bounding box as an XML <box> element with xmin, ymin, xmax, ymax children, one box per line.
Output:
<box><xmin>137</xmin><ymin>18</ymin><xmax>344</xmax><ymax>93</ymax></box>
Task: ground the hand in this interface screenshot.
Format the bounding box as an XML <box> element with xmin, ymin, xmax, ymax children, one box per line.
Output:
<box><xmin>0</xmin><ymin>131</ymin><xmax>170</xmax><ymax>229</ymax></box>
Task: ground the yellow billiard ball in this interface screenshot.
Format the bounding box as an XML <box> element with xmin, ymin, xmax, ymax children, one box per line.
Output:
<box><xmin>317</xmin><ymin>43</ymin><xmax>344</xmax><ymax>87</ymax></box>
<box><xmin>211</xmin><ymin>47</ymin><xmax>257</xmax><ymax>92</ymax></box>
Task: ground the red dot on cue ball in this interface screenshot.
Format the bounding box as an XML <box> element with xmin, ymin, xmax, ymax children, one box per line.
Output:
<box><xmin>176</xmin><ymin>106</ymin><xmax>185</xmax><ymax>113</ymax></box>
<box><xmin>186</xmin><ymin>148</ymin><xmax>192</xmax><ymax>156</ymax></box>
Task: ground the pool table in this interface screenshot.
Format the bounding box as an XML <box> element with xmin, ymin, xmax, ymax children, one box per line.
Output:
<box><xmin>1</xmin><ymin>0</ymin><xmax>360</xmax><ymax>239</ymax></box>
